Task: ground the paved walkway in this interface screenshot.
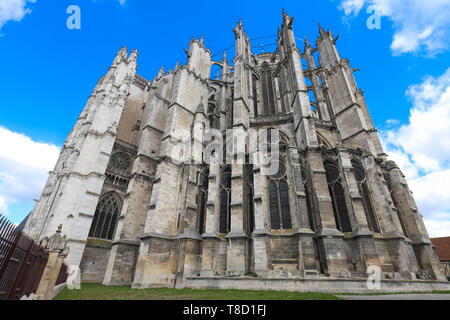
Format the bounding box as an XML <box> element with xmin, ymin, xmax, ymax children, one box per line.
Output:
<box><xmin>337</xmin><ymin>294</ymin><xmax>450</xmax><ymax>300</ymax></box>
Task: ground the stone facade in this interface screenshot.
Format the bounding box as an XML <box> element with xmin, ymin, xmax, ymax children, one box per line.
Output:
<box><xmin>24</xmin><ymin>10</ymin><xmax>447</xmax><ymax>290</ymax></box>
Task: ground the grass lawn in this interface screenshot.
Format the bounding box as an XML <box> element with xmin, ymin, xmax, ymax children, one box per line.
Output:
<box><xmin>54</xmin><ymin>283</ymin><xmax>342</xmax><ymax>300</ymax></box>
<box><xmin>337</xmin><ymin>290</ymin><xmax>450</xmax><ymax>295</ymax></box>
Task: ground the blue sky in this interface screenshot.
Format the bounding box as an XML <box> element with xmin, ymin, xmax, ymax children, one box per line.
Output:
<box><xmin>0</xmin><ymin>0</ymin><xmax>449</xmax><ymax>236</ymax></box>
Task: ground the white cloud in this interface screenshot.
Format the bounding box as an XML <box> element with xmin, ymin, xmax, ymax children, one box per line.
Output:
<box><xmin>0</xmin><ymin>196</ymin><xmax>7</xmax><ymax>215</ymax></box>
<box><xmin>408</xmin><ymin>171</ymin><xmax>450</xmax><ymax>227</ymax></box>
<box><xmin>381</xmin><ymin>68</ymin><xmax>450</xmax><ymax>237</ymax></box>
<box><xmin>0</xmin><ymin>0</ymin><xmax>36</xmax><ymax>31</ymax></box>
<box><xmin>337</xmin><ymin>0</ymin><xmax>450</xmax><ymax>56</ymax></box>
<box><xmin>339</xmin><ymin>0</ymin><xmax>365</xmax><ymax>16</ymax></box>
<box><xmin>423</xmin><ymin>220</ymin><xmax>450</xmax><ymax>238</ymax></box>
<box><xmin>385</xmin><ymin>119</ymin><xmax>400</xmax><ymax>126</ymax></box>
<box><xmin>0</xmin><ymin>126</ymin><xmax>60</xmax><ymax>216</ymax></box>
<box><xmin>384</xmin><ymin>68</ymin><xmax>450</xmax><ymax>174</ymax></box>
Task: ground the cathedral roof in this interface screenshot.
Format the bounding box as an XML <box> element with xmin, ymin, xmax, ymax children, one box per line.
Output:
<box><xmin>431</xmin><ymin>237</ymin><xmax>450</xmax><ymax>261</ymax></box>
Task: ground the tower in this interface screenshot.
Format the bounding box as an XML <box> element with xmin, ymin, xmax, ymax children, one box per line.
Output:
<box><xmin>24</xmin><ymin>47</ymin><xmax>138</xmax><ymax>269</ymax></box>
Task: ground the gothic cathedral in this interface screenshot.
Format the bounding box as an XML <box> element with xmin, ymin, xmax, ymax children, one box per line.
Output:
<box><xmin>24</xmin><ymin>11</ymin><xmax>447</xmax><ymax>289</ymax></box>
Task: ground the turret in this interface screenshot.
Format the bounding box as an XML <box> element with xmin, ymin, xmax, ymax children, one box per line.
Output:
<box><xmin>232</xmin><ymin>19</ymin><xmax>251</xmax><ymax>113</ymax></box>
<box><xmin>220</xmin><ymin>50</ymin><xmax>230</xmax><ymax>81</ymax></box>
<box><xmin>157</xmin><ymin>66</ymin><xmax>164</xmax><ymax>79</ymax></box>
<box><xmin>186</xmin><ymin>36</ymin><xmax>212</xmax><ymax>79</ymax></box>
<box><xmin>316</xmin><ymin>23</ymin><xmax>341</xmax><ymax>68</ymax></box>
<box><xmin>24</xmin><ymin>46</ymin><xmax>138</xmax><ymax>269</ymax></box>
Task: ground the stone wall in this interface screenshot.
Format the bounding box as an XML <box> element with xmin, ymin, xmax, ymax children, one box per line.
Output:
<box><xmin>79</xmin><ymin>239</ymin><xmax>112</xmax><ymax>283</ymax></box>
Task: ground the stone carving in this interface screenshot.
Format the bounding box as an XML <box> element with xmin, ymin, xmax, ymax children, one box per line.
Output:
<box><xmin>36</xmin><ymin>225</ymin><xmax>69</xmax><ymax>300</ymax></box>
<box><xmin>417</xmin><ymin>270</ymin><xmax>433</xmax><ymax>280</ymax></box>
<box><xmin>20</xmin><ymin>293</ymin><xmax>41</xmax><ymax>300</ymax></box>
<box><xmin>339</xmin><ymin>270</ymin><xmax>352</xmax><ymax>279</ymax></box>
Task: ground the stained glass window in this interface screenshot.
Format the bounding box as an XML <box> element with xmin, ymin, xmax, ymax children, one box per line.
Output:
<box><xmin>110</xmin><ymin>152</ymin><xmax>131</xmax><ymax>171</ymax></box>
<box><xmin>268</xmin><ymin>161</ymin><xmax>292</xmax><ymax>230</ymax></box>
<box><xmin>324</xmin><ymin>161</ymin><xmax>352</xmax><ymax>232</ymax></box>
<box><xmin>269</xmin><ymin>180</ymin><xmax>280</xmax><ymax>229</ymax></box>
<box><xmin>89</xmin><ymin>192</ymin><xmax>121</xmax><ymax>240</ymax></box>
<box><xmin>279</xmin><ymin>179</ymin><xmax>292</xmax><ymax>229</ymax></box>
<box><xmin>219</xmin><ymin>167</ymin><xmax>231</xmax><ymax>233</ymax></box>
<box><xmin>253</xmin><ymin>74</ymin><xmax>259</xmax><ymax>117</ymax></box>
<box><xmin>261</xmin><ymin>62</ymin><xmax>276</xmax><ymax>115</ymax></box>
<box><xmin>245</xmin><ymin>163</ymin><xmax>255</xmax><ymax>233</ymax></box>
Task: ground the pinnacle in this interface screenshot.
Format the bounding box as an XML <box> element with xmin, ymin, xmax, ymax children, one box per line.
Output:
<box><xmin>304</xmin><ymin>35</ymin><xmax>310</xmax><ymax>47</ymax></box>
<box><xmin>318</xmin><ymin>22</ymin><xmax>324</xmax><ymax>34</ymax></box>
<box><xmin>196</xmin><ymin>96</ymin><xmax>205</xmax><ymax>114</ymax></box>
<box><xmin>222</xmin><ymin>50</ymin><xmax>227</xmax><ymax>62</ymax></box>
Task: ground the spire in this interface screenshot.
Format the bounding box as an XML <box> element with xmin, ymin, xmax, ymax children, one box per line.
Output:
<box><xmin>196</xmin><ymin>96</ymin><xmax>205</xmax><ymax>115</ymax></box>
<box><xmin>318</xmin><ymin>23</ymin><xmax>325</xmax><ymax>37</ymax></box>
<box><xmin>222</xmin><ymin>50</ymin><xmax>227</xmax><ymax>63</ymax></box>
<box><xmin>117</xmin><ymin>46</ymin><xmax>127</xmax><ymax>55</ymax></box>
<box><xmin>233</xmin><ymin>18</ymin><xmax>243</xmax><ymax>35</ymax></box>
<box><xmin>281</xmin><ymin>9</ymin><xmax>294</xmax><ymax>28</ymax></box>
<box><xmin>304</xmin><ymin>35</ymin><xmax>310</xmax><ymax>48</ymax></box>
<box><xmin>113</xmin><ymin>46</ymin><xmax>127</xmax><ymax>66</ymax></box>
<box><xmin>200</xmin><ymin>35</ymin><xmax>204</xmax><ymax>45</ymax></box>
<box><xmin>157</xmin><ymin>66</ymin><xmax>164</xmax><ymax>78</ymax></box>
<box><xmin>129</xmin><ymin>48</ymin><xmax>138</xmax><ymax>63</ymax></box>
<box><xmin>333</xmin><ymin>34</ymin><xmax>339</xmax><ymax>44</ymax></box>
<box><xmin>174</xmin><ymin>60</ymin><xmax>180</xmax><ymax>72</ymax></box>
